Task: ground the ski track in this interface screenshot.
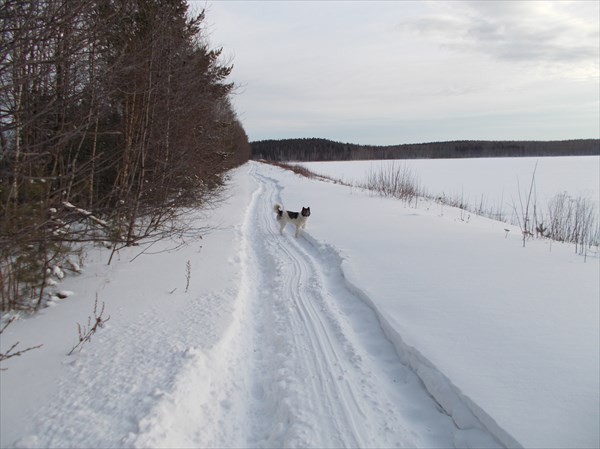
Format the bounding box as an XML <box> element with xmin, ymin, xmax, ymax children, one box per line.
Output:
<box><xmin>237</xmin><ymin>167</ymin><xmax>460</xmax><ymax>448</ymax></box>
<box><xmin>12</xmin><ymin>164</ymin><xmax>499</xmax><ymax>448</ymax></box>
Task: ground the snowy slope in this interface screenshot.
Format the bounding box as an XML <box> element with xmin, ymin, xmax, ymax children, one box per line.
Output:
<box><xmin>1</xmin><ymin>161</ymin><xmax>598</xmax><ymax>448</ymax></box>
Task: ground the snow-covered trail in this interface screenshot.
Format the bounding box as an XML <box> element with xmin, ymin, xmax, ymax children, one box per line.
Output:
<box><xmin>129</xmin><ymin>165</ymin><xmax>462</xmax><ymax>448</ymax></box>
<box><xmin>132</xmin><ymin>164</ymin><xmax>503</xmax><ymax>448</ymax></box>
<box><xmin>236</xmin><ymin>168</ymin><xmax>463</xmax><ymax>448</ymax></box>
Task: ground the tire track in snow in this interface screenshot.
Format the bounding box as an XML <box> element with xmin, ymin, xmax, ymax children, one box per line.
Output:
<box><xmin>243</xmin><ymin>167</ymin><xmax>461</xmax><ymax>448</ymax></box>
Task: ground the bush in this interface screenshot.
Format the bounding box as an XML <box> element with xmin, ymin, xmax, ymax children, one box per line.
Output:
<box><xmin>361</xmin><ymin>162</ymin><xmax>422</xmax><ymax>203</ymax></box>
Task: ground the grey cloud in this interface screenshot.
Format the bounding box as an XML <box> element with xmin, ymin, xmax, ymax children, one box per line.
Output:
<box><xmin>398</xmin><ymin>2</ymin><xmax>599</xmax><ymax>64</ymax></box>
<box><xmin>467</xmin><ymin>20</ymin><xmax>596</xmax><ymax>63</ymax></box>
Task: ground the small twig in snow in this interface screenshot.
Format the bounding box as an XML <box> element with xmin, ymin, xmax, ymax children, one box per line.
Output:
<box><xmin>185</xmin><ymin>260</ymin><xmax>191</xmax><ymax>293</ymax></box>
<box><xmin>0</xmin><ymin>317</ymin><xmax>43</xmax><ymax>369</ymax></box>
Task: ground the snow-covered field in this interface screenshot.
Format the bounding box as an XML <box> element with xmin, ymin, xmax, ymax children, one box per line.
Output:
<box><xmin>1</xmin><ymin>160</ymin><xmax>598</xmax><ymax>448</ymax></box>
<box><xmin>299</xmin><ymin>156</ymin><xmax>600</xmax><ymax>220</ymax></box>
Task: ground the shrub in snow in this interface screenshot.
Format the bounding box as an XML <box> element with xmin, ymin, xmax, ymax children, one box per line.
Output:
<box><xmin>1</xmin><ymin>234</ymin><xmax>75</xmax><ymax>311</ymax></box>
<box><xmin>362</xmin><ymin>162</ymin><xmax>422</xmax><ymax>204</ymax></box>
<box><xmin>67</xmin><ymin>297</ymin><xmax>110</xmax><ymax>356</ymax></box>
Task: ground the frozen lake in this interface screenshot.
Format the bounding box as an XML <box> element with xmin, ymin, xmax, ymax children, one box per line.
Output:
<box><xmin>299</xmin><ymin>156</ymin><xmax>600</xmax><ymax>221</ymax></box>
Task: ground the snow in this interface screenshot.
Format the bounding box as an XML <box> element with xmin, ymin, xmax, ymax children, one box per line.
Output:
<box><xmin>298</xmin><ymin>156</ymin><xmax>600</xmax><ymax>218</ymax></box>
<box><xmin>1</xmin><ymin>160</ymin><xmax>598</xmax><ymax>448</ymax></box>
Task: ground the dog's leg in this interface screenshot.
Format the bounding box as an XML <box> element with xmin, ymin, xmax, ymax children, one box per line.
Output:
<box><xmin>279</xmin><ymin>221</ymin><xmax>286</xmax><ymax>235</ymax></box>
<box><xmin>300</xmin><ymin>222</ymin><xmax>307</xmax><ymax>237</ymax></box>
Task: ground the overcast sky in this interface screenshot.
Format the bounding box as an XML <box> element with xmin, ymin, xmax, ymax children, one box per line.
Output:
<box><xmin>192</xmin><ymin>1</ymin><xmax>599</xmax><ymax>145</ymax></box>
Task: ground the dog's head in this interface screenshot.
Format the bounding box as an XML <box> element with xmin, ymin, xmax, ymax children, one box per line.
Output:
<box><xmin>301</xmin><ymin>207</ymin><xmax>311</xmax><ymax>217</ymax></box>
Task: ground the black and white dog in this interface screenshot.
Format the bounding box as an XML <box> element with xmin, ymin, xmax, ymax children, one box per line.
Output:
<box><xmin>274</xmin><ymin>204</ymin><xmax>311</xmax><ymax>237</ymax></box>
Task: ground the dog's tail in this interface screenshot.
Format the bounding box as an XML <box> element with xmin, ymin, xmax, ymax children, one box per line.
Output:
<box><xmin>274</xmin><ymin>204</ymin><xmax>282</xmax><ymax>213</ymax></box>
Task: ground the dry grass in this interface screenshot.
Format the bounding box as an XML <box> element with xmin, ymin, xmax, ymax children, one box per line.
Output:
<box><xmin>261</xmin><ymin>160</ymin><xmax>349</xmax><ymax>185</ymax></box>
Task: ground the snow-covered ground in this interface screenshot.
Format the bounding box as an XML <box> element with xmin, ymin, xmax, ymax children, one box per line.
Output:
<box><xmin>298</xmin><ymin>156</ymin><xmax>600</xmax><ymax>219</ymax></box>
<box><xmin>1</xmin><ymin>161</ymin><xmax>598</xmax><ymax>448</ymax></box>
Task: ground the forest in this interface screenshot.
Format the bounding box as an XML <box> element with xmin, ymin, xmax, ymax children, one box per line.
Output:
<box><xmin>0</xmin><ymin>0</ymin><xmax>250</xmax><ymax>311</ymax></box>
<box><xmin>251</xmin><ymin>138</ymin><xmax>600</xmax><ymax>161</ymax></box>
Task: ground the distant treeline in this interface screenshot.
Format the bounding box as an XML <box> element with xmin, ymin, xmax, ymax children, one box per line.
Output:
<box><xmin>252</xmin><ymin>138</ymin><xmax>600</xmax><ymax>161</ymax></box>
